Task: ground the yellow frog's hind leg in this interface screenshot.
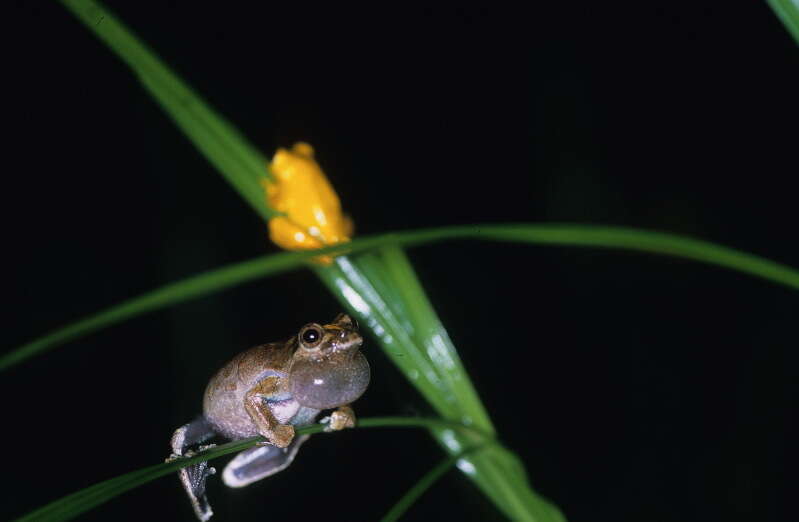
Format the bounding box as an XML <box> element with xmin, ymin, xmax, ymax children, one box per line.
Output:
<box><xmin>169</xmin><ymin>417</ymin><xmax>218</xmax><ymax>521</ymax></box>
<box><xmin>222</xmin><ymin>434</ymin><xmax>309</xmax><ymax>488</ymax></box>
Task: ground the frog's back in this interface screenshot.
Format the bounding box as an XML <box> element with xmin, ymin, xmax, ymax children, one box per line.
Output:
<box><xmin>203</xmin><ymin>342</ymin><xmax>292</xmax><ymax>440</ymax></box>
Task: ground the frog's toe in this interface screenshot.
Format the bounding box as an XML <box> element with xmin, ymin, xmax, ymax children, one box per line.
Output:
<box><xmin>223</xmin><ymin>434</ymin><xmax>309</xmax><ymax>488</ymax></box>
<box><xmin>328</xmin><ymin>405</ymin><xmax>356</xmax><ymax>431</ymax></box>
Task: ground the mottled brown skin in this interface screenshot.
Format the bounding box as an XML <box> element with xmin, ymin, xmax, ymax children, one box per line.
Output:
<box><xmin>202</xmin><ymin>342</ymin><xmax>294</xmax><ymax>446</ymax></box>
<box><xmin>171</xmin><ymin>314</ymin><xmax>369</xmax><ymax>521</ymax></box>
<box><xmin>202</xmin><ymin>313</ymin><xmax>369</xmax><ymax>448</ymax></box>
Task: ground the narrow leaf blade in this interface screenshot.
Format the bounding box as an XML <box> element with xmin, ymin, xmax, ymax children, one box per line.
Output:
<box><xmin>5</xmin><ymin>223</ymin><xmax>799</xmax><ymax>371</ymax></box>
<box><xmin>381</xmin><ymin>445</ymin><xmax>487</xmax><ymax>522</ymax></box>
<box><xmin>15</xmin><ymin>417</ymin><xmax>484</xmax><ymax>522</ymax></box>
<box><xmin>767</xmin><ymin>0</ymin><xmax>799</xmax><ymax>46</ymax></box>
<box><xmin>60</xmin><ymin>0</ymin><xmax>275</xmax><ymax>220</ymax></box>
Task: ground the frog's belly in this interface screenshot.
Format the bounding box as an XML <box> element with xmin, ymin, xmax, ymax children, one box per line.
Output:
<box><xmin>204</xmin><ymin>391</ymin><xmax>320</xmax><ymax>440</ymax></box>
<box><xmin>289</xmin><ymin>405</ymin><xmax>322</xmax><ymax>427</ymax></box>
<box><xmin>267</xmin><ymin>399</ymin><xmax>320</xmax><ymax>427</ymax></box>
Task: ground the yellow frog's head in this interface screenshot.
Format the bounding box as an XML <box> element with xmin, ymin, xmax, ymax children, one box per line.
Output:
<box><xmin>263</xmin><ymin>142</ymin><xmax>352</xmax><ymax>263</ymax></box>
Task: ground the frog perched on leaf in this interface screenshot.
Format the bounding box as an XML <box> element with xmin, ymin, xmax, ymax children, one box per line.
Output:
<box><xmin>264</xmin><ymin>142</ymin><xmax>353</xmax><ymax>264</ymax></box>
<box><xmin>169</xmin><ymin>314</ymin><xmax>370</xmax><ymax>521</ymax></box>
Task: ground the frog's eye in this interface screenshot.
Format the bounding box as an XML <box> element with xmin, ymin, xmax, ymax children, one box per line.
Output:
<box><xmin>299</xmin><ymin>324</ymin><xmax>323</xmax><ymax>349</ymax></box>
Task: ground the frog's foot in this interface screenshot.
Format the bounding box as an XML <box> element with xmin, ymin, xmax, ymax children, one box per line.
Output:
<box><xmin>183</xmin><ymin>443</ymin><xmax>218</xmax><ymax>457</ymax></box>
<box><xmin>170</xmin><ymin>418</ymin><xmax>218</xmax><ymax>521</ymax></box>
<box><xmin>223</xmin><ymin>434</ymin><xmax>309</xmax><ymax>488</ymax></box>
<box><xmin>322</xmin><ymin>405</ymin><xmax>356</xmax><ymax>432</ymax></box>
<box><xmin>166</xmin><ymin>443</ymin><xmax>218</xmax><ymax>462</ymax></box>
<box><xmin>177</xmin><ymin>459</ymin><xmax>216</xmax><ymax>521</ymax></box>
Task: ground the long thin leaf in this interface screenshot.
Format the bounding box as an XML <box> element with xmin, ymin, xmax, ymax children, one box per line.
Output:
<box><xmin>60</xmin><ymin>0</ymin><xmax>275</xmax><ymax>221</ymax></box>
<box><xmin>377</xmin><ymin>245</ymin><xmax>495</xmax><ymax>431</ymax></box>
<box><xmin>767</xmin><ymin>0</ymin><xmax>799</xmax><ymax>45</ymax></box>
<box><xmin>366</xmin><ymin>247</ymin><xmax>541</xmax><ymax>512</ymax></box>
<box><xmin>315</xmin><ymin>257</ymin><xmax>564</xmax><ymax>521</ymax></box>
<box><xmin>15</xmin><ymin>417</ymin><xmax>488</xmax><ymax>522</ymax></box>
<box><xmin>5</xmin><ymin>223</ymin><xmax>799</xmax><ymax>371</ymax></box>
<box><xmin>380</xmin><ymin>445</ymin><xmax>488</xmax><ymax>522</ymax></box>
<box><xmin>314</xmin><ymin>258</ymin><xmax>454</xmax><ymax>415</ymax></box>
<box><xmin>1</xmin><ymin>250</ymin><xmax>313</xmax><ymax>370</ymax></box>
<box><xmin>58</xmin><ymin>0</ymin><xmax>799</xmax><ymax>292</ymax></box>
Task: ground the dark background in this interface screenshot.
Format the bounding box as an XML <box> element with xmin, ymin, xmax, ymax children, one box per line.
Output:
<box><xmin>4</xmin><ymin>3</ymin><xmax>797</xmax><ymax>521</ymax></box>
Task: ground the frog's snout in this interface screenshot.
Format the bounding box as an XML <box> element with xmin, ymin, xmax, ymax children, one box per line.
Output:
<box><xmin>335</xmin><ymin>331</ymin><xmax>363</xmax><ymax>353</ymax></box>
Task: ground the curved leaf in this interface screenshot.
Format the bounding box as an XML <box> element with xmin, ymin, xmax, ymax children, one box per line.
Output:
<box><xmin>60</xmin><ymin>0</ymin><xmax>275</xmax><ymax>221</ymax></box>
<box><xmin>767</xmin><ymin>0</ymin><xmax>799</xmax><ymax>46</ymax></box>
<box><xmin>15</xmin><ymin>417</ymin><xmax>489</xmax><ymax>522</ymax></box>
<box><xmin>5</xmin><ymin>223</ymin><xmax>799</xmax><ymax>371</ymax></box>
<box><xmin>380</xmin><ymin>445</ymin><xmax>487</xmax><ymax>522</ymax></box>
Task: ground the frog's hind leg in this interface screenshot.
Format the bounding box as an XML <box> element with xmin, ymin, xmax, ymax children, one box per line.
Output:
<box><xmin>222</xmin><ymin>434</ymin><xmax>309</xmax><ymax>488</ymax></box>
<box><xmin>169</xmin><ymin>417</ymin><xmax>218</xmax><ymax>521</ymax></box>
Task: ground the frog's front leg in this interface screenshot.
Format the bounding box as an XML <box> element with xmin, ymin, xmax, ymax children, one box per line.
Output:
<box><xmin>244</xmin><ymin>376</ymin><xmax>295</xmax><ymax>448</ymax></box>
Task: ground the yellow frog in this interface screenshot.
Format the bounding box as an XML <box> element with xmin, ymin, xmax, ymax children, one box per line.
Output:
<box><xmin>264</xmin><ymin>142</ymin><xmax>352</xmax><ymax>264</ymax></box>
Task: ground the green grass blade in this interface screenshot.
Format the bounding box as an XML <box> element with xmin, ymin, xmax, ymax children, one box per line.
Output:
<box><xmin>15</xmin><ymin>417</ymin><xmax>486</xmax><ymax>522</ymax></box>
<box><xmin>59</xmin><ymin>0</ymin><xmax>275</xmax><ymax>220</ymax></box>
<box><xmin>380</xmin><ymin>445</ymin><xmax>487</xmax><ymax>522</ymax></box>
<box><xmin>353</xmin><ymin>224</ymin><xmax>799</xmax><ymax>291</ymax></box>
<box><xmin>347</xmin><ymin>252</ymin><xmax>418</xmax><ymax>338</ymax></box>
<box><xmin>1</xmin><ymin>250</ymin><xmax>313</xmax><ymax>371</ymax></box>
<box><xmin>767</xmin><ymin>0</ymin><xmax>799</xmax><ymax>45</ymax></box>
<box><xmin>16</xmin><ymin>436</ymin><xmax>267</xmax><ymax>522</ymax></box>
<box><xmin>369</xmin><ymin>246</ymin><xmax>547</xmax><ymax>514</ymax></box>
<box><xmin>377</xmin><ymin>245</ymin><xmax>495</xmax><ymax>432</ymax></box>
<box><xmin>315</xmin><ymin>258</ymin><xmax>564</xmax><ymax>521</ymax></box>
<box><xmin>313</xmin><ymin>259</ymin><xmax>456</xmax><ymax>415</ymax></box>
<box><xmin>5</xmin><ymin>223</ymin><xmax>799</xmax><ymax>372</ymax></box>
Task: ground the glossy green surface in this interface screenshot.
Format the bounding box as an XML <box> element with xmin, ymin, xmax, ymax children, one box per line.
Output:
<box><xmin>768</xmin><ymin>0</ymin><xmax>799</xmax><ymax>45</ymax></box>
<box><xmin>60</xmin><ymin>0</ymin><xmax>275</xmax><ymax>222</ymax></box>
<box><xmin>315</xmin><ymin>254</ymin><xmax>564</xmax><ymax>521</ymax></box>
<box><xmin>16</xmin><ymin>417</ymin><xmax>491</xmax><ymax>522</ymax></box>
<box><xmin>6</xmin><ymin>223</ymin><xmax>799</xmax><ymax>372</ymax></box>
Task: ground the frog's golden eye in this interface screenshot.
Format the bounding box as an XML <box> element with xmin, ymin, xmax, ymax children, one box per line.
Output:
<box><xmin>299</xmin><ymin>324</ymin><xmax>323</xmax><ymax>349</ymax></box>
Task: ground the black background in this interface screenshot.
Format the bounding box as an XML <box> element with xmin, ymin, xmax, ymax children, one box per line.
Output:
<box><xmin>4</xmin><ymin>3</ymin><xmax>798</xmax><ymax>521</ymax></box>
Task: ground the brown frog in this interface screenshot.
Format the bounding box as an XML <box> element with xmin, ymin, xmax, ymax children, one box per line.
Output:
<box><xmin>169</xmin><ymin>313</ymin><xmax>370</xmax><ymax>521</ymax></box>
